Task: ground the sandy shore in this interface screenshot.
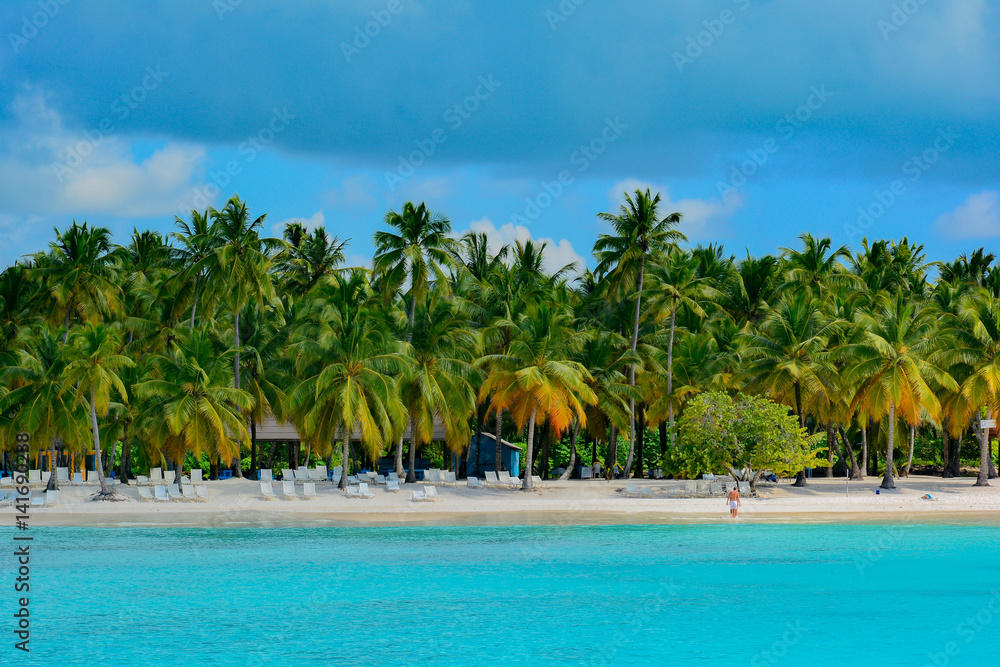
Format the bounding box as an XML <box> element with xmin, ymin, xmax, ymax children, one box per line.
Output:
<box><xmin>5</xmin><ymin>475</ymin><xmax>1000</xmax><ymax>527</ymax></box>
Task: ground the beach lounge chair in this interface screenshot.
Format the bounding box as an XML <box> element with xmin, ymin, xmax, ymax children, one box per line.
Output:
<box><xmin>302</xmin><ymin>482</ymin><xmax>316</xmax><ymax>499</ymax></box>
<box><xmin>388</xmin><ymin>472</ymin><xmax>400</xmax><ymax>483</ymax></box>
<box><xmin>710</xmin><ymin>482</ymin><xmax>724</xmax><ymax>497</ymax></box>
<box><xmin>281</xmin><ymin>480</ymin><xmax>300</xmax><ymax>499</ymax></box>
<box><xmin>309</xmin><ymin>466</ymin><xmax>325</xmax><ymax>481</ymax></box>
<box><xmin>195</xmin><ymin>486</ymin><xmax>210</xmax><ymax>501</ymax></box>
<box><xmin>259</xmin><ymin>469</ymin><xmax>273</xmax><ymax>483</ymax></box>
<box><xmin>666</xmin><ymin>484</ymin><xmax>683</xmax><ymax>498</ymax></box>
<box><xmin>347</xmin><ymin>475</ymin><xmax>360</xmax><ymax>485</ymax></box>
<box><xmin>45</xmin><ymin>490</ymin><xmax>59</xmax><ymax>506</ymax></box>
<box><xmin>137</xmin><ymin>486</ymin><xmax>153</xmax><ymax>502</ymax></box>
<box><xmin>165</xmin><ymin>470</ymin><xmax>176</xmax><ymax>484</ymax></box>
<box><xmin>0</xmin><ymin>476</ymin><xmax>11</xmax><ymax>487</ymax></box>
<box><xmin>371</xmin><ymin>474</ymin><xmax>387</xmax><ymax>485</ymax></box>
<box><xmin>31</xmin><ymin>493</ymin><xmax>44</xmax><ymax>507</ymax></box>
<box><xmin>411</xmin><ymin>489</ymin><xmax>427</xmax><ymax>501</ymax></box>
<box><xmin>190</xmin><ymin>469</ymin><xmax>204</xmax><ymax>484</ymax></box>
<box><xmin>0</xmin><ymin>490</ymin><xmax>11</xmax><ymax>506</ymax></box>
<box><xmin>423</xmin><ymin>485</ymin><xmax>440</xmax><ymax>501</ymax></box>
<box><xmin>295</xmin><ymin>466</ymin><xmax>310</xmax><ymax>482</ymax></box>
<box><xmin>28</xmin><ymin>470</ymin><xmax>41</xmax><ymax>485</ymax></box>
<box><xmin>696</xmin><ymin>481</ymin><xmax>710</xmax><ymax>497</ymax></box>
<box><xmin>684</xmin><ymin>481</ymin><xmax>697</xmax><ymax>496</ymax></box>
<box><xmin>738</xmin><ymin>481</ymin><xmax>752</xmax><ymax>497</ymax></box>
<box><xmin>508</xmin><ymin>473</ymin><xmax>522</xmax><ymax>486</ymax></box>
<box><xmin>358</xmin><ymin>482</ymin><xmax>375</xmax><ymax>499</ymax></box>
<box><xmin>181</xmin><ymin>484</ymin><xmax>199</xmax><ymax>501</ymax></box>
<box><xmin>136</xmin><ymin>475</ymin><xmax>150</xmax><ymax>486</ymax></box>
<box><xmin>332</xmin><ymin>466</ymin><xmax>343</xmax><ymax>480</ymax></box>
<box><xmin>150</xmin><ymin>467</ymin><xmax>164</xmax><ymax>484</ymax></box>
<box><xmin>71</xmin><ymin>472</ymin><xmax>83</xmax><ymax>485</ymax></box>
<box><xmin>345</xmin><ymin>485</ymin><xmax>362</xmax><ymax>498</ymax></box>
<box><xmin>468</xmin><ymin>477</ymin><xmax>484</xmax><ymax>488</ymax></box>
<box><xmin>167</xmin><ymin>484</ymin><xmax>184</xmax><ymax>501</ymax></box>
<box><xmin>580</xmin><ymin>466</ymin><xmax>593</xmax><ymax>479</ymax></box>
<box><xmin>57</xmin><ymin>467</ymin><xmax>70</xmax><ymax>483</ymax></box>
<box><xmin>281</xmin><ymin>468</ymin><xmax>294</xmax><ymax>481</ymax></box>
<box><xmin>386</xmin><ymin>479</ymin><xmax>401</xmax><ymax>492</ymax></box>
<box><xmin>531</xmin><ymin>475</ymin><xmax>542</xmax><ymax>485</ymax></box>
<box><xmin>443</xmin><ymin>471</ymin><xmax>457</xmax><ymax>485</ymax></box>
<box><xmin>88</xmin><ymin>470</ymin><xmax>102</xmax><ymax>485</ymax></box>
<box><xmin>484</xmin><ymin>471</ymin><xmax>500</xmax><ymax>486</ymax></box>
<box><xmin>153</xmin><ymin>485</ymin><xmax>169</xmax><ymax>502</ymax></box>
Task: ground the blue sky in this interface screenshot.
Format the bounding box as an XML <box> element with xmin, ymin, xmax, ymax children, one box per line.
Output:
<box><xmin>1</xmin><ymin>0</ymin><xmax>998</xmax><ymax>273</ymax></box>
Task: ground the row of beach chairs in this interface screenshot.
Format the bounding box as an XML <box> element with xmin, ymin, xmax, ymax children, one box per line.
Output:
<box><xmin>667</xmin><ymin>480</ymin><xmax>754</xmax><ymax>498</ymax></box>
<box><xmin>135</xmin><ymin>467</ymin><xmax>203</xmax><ymax>486</ymax></box>
<box><xmin>260</xmin><ymin>480</ymin><xmax>318</xmax><ymax>500</ymax></box>
<box><xmin>137</xmin><ymin>484</ymin><xmax>210</xmax><ymax>502</ymax></box>
<box><xmin>3</xmin><ymin>469</ymin><xmax>120</xmax><ymax>487</ymax></box>
<box><xmin>0</xmin><ymin>489</ymin><xmax>59</xmax><ymax>507</ymax></box>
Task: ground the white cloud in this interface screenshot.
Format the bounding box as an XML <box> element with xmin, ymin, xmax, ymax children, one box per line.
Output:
<box><xmin>323</xmin><ymin>173</ymin><xmax>378</xmax><ymax>210</ymax></box>
<box><xmin>0</xmin><ymin>88</ymin><xmax>206</xmax><ymax>218</ymax></box>
<box><xmin>606</xmin><ymin>179</ymin><xmax>742</xmax><ymax>242</ymax></box>
<box><xmin>272</xmin><ymin>210</ymin><xmax>325</xmax><ymax>236</ymax></box>
<box><xmin>934</xmin><ymin>191</ymin><xmax>1000</xmax><ymax>239</ymax></box>
<box><xmin>462</xmin><ymin>217</ymin><xmax>586</xmax><ymax>277</ymax></box>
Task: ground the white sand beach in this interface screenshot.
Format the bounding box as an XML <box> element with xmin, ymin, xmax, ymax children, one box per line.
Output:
<box><xmin>8</xmin><ymin>476</ymin><xmax>1000</xmax><ymax>527</ymax></box>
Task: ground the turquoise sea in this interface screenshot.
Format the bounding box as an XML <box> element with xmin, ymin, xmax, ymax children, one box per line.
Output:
<box><xmin>3</xmin><ymin>523</ymin><xmax>1000</xmax><ymax>666</ymax></box>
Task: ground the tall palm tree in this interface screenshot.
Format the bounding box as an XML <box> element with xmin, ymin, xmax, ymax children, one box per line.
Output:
<box><xmin>61</xmin><ymin>324</ymin><xmax>134</xmax><ymax>496</ymax></box>
<box><xmin>779</xmin><ymin>233</ymin><xmax>856</xmax><ymax>297</ymax></box>
<box><xmin>478</xmin><ymin>304</ymin><xmax>595</xmax><ymax>489</ymax></box>
<box><xmin>594</xmin><ymin>189</ymin><xmax>684</xmax><ymax>478</ymax></box>
<box><xmin>280</xmin><ymin>223</ymin><xmax>348</xmax><ymax>297</ymax></box>
<box><xmin>197</xmin><ymin>196</ymin><xmax>280</xmax><ymax>476</ymax></box>
<box><xmin>842</xmin><ymin>293</ymin><xmax>956</xmax><ymax>489</ymax></box>
<box><xmin>398</xmin><ymin>292</ymin><xmax>479</xmax><ymax>482</ymax></box>
<box><xmin>373</xmin><ymin>202</ymin><xmax>456</xmax><ymax>341</ymax></box>
<box><xmin>289</xmin><ymin>271</ymin><xmax>406</xmax><ymax>489</ymax></box>
<box><xmin>170</xmin><ymin>210</ymin><xmax>214</xmax><ymax>329</ymax></box>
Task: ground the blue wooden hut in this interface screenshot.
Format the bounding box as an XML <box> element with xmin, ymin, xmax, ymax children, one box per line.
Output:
<box><xmin>465</xmin><ymin>432</ymin><xmax>520</xmax><ymax>477</ymax></box>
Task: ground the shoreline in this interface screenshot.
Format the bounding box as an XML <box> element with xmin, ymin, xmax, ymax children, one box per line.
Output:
<box><xmin>5</xmin><ymin>474</ymin><xmax>1000</xmax><ymax>528</ymax></box>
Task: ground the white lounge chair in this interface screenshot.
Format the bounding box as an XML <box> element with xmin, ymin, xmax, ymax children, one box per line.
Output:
<box><xmin>738</xmin><ymin>481</ymin><xmax>753</xmax><ymax>496</ymax></box>
<box><xmin>281</xmin><ymin>468</ymin><xmax>294</xmax><ymax>482</ymax></box>
<box><xmin>498</xmin><ymin>471</ymin><xmax>516</xmax><ymax>487</ymax></box>
<box><xmin>56</xmin><ymin>467</ymin><xmax>69</xmax><ymax>483</ymax></box>
<box><xmin>149</xmin><ymin>467</ymin><xmax>164</xmax><ymax>484</ymax></box>
<box><xmin>358</xmin><ymin>482</ymin><xmax>375</xmax><ymax>499</ymax></box>
<box><xmin>295</xmin><ymin>466</ymin><xmax>311</xmax><ymax>482</ymax></box>
<box><xmin>346</xmin><ymin>485</ymin><xmax>361</xmax><ymax>498</ymax></box>
<box><xmin>137</xmin><ymin>475</ymin><xmax>151</xmax><ymax>486</ymax></box>
<box><xmin>167</xmin><ymin>484</ymin><xmax>184</xmax><ymax>501</ymax></box>
<box><xmin>259</xmin><ymin>469</ymin><xmax>273</xmax><ymax>482</ymax></box>
<box><xmin>710</xmin><ymin>482</ymin><xmax>724</xmax><ymax>497</ymax></box>
<box><xmin>181</xmin><ymin>484</ymin><xmax>198</xmax><ymax>501</ymax></box>
<box><xmin>302</xmin><ymin>482</ymin><xmax>317</xmax><ymax>499</ymax></box>
<box><xmin>165</xmin><ymin>470</ymin><xmax>176</xmax><ymax>484</ymax></box>
<box><xmin>443</xmin><ymin>471</ymin><xmax>457</xmax><ymax>485</ymax></box>
<box><xmin>28</xmin><ymin>470</ymin><xmax>41</xmax><ymax>485</ymax></box>
<box><xmin>411</xmin><ymin>489</ymin><xmax>427</xmax><ymax>501</ymax></box>
<box><xmin>31</xmin><ymin>493</ymin><xmax>44</xmax><ymax>507</ymax></box>
<box><xmin>88</xmin><ymin>470</ymin><xmax>102</xmax><ymax>485</ymax></box>
<box><xmin>484</xmin><ymin>471</ymin><xmax>499</xmax><ymax>486</ymax></box>
<box><xmin>423</xmin><ymin>485</ymin><xmax>440</xmax><ymax>501</ymax></box>
<box><xmin>282</xmin><ymin>480</ymin><xmax>300</xmax><ymax>499</ymax></box>
<box><xmin>190</xmin><ymin>469</ymin><xmax>204</xmax><ymax>484</ymax></box>
<box><xmin>45</xmin><ymin>490</ymin><xmax>59</xmax><ymax>506</ymax></box>
<box><xmin>71</xmin><ymin>472</ymin><xmax>84</xmax><ymax>484</ymax></box>
<box><xmin>137</xmin><ymin>486</ymin><xmax>154</xmax><ymax>502</ymax></box>
<box><xmin>347</xmin><ymin>475</ymin><xmax>360</xmax><ymax>485</ymax></box>
<box><xmin>260</xmin><ymin>481</ymin><xmax>277</xmax><ymax>500</ymax></box>
<box><xmin>468</xmin><ymin>477</ymin><xmax>484</xmax><ymax>488</ymax></box>
<box><xmin>531</xmin><ymin>475</ymin><xmax>542</xmax><ymax>485</ymax></box>
<box><xmin>0</xmin><ymin>477</ymin><xmax>11</xmax><ymax>487</ymax></box>
<box><xmin>0</xmin><ymin>490</ymin><xmax>12</xmax><ymax>506</ymax></box>
<box><xmin>332</xmin><ymin>466</ymin><xmax>343</xmax><ymax>481</ymax></box>
<box><xmin>386</xmin><ymin>479</ymin><xmax>401</xmax><ymax>492</ymax></box>
<box><xmin>580</xmin><ymin>466</ymin><xmax>593</xmax><ymax>479</ymax></box>
<box><xmin>194</xmin><ymin>486</ymin><xmax>210</xmax><ymax>501</ymax></box>
<box><xmin>308</xmin><ymin>466</ymin><xmax>324</xmax><ymax>481</ymax></box>
<box><xmin>684</xmin><ymin>481</ymin><xmax>697</xmax><ymax>496</ymax></box>
<box><xmin>153</xmin><ymin>485</ymin><xmax>169</xmax><ymax>502</ymax></box>
<box><xmin>388</xmin><ymin>472</ymin><xmax>400</xmax><ymax>483</ymax></box>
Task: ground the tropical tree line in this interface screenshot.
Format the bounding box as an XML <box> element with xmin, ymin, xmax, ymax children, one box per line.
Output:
<box><xmin>1</xmin><ymin>190</ymin><xmax>998</xmax><ymax>497</ymax></box>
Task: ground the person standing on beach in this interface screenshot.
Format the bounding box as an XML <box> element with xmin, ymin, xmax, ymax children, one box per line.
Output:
<box><xmin>728</xmin><ymin>485</ymin><xmax>741</xmax><ymax>518</ymax></box>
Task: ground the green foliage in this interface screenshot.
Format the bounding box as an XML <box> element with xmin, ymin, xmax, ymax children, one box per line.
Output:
<box><xmin>664</xmin><ymin>391</ymin><xmax>828</xmax><ymax>479</ymax></box>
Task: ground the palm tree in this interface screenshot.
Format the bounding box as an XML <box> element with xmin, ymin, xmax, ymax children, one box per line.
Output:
<box><xmin>398</xmin><ymin>292</ymin><xmax>479</xmax><ymax>482</ymax></box>
<box><xmin>478</xmin><ymin>304</ymin><xmax>595</xmax><ymax>489</ymax></box>
<box><xmin>0</xmin><ymin>327</ymin><xmax>88</xmax><ymax>491</ymax></box>
<box><xmin>61</xmin><ymin>324</ymin><xmax>134</xmax><ymax>496</ymax></box>
<box><xmin>31</xmin><ymin>222</ymin><xmax>121</xmax><ymax>341</ymax></box>
<box><xmin>373</xmin><ymin>202</ymin><xmax>456</xmax><ymax>340</ymax></box>
<box><xmin>197</xmin><ymin>196</ymin><xmax>280</xmax><ymax>476</ymax></box>
<box><xmin>170</xmin><ymin>209</ymin><xmax>214</xmax><ymax>328</ymax></box>
<box><xmin>594</xmin><ymin>189</ymin><xmax>684</xmax><ymax>478</ymax></box>
<box><xmin>135</xmin><ymin>328</ymin><xmax>253</xmax><ymax>483</ymax></box>
<box><xmin>646</xmin><ymin>248</ymin><xmax>717</xmax><ymax>449</ymax></box>
<box><xmin>779</xmin><ymin>233</ymin><xmax>856</xmax><ymax>297</ymax></box>
<box><xmin>280</xmin><ymin>223</ymin><xmax>348</xmax><ymax>297</ymax></box>
<box><xmin>842</xmin><ymin>293</ymin><xmax>956</xmax><ymax>489</ymax></box>
<box><xmin>289</xmin><ymin>271</ymin><xmax>406</xmax><ymax>489</ymax></box>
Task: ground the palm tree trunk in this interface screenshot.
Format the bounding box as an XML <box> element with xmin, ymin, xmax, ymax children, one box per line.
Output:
<box><xmin>339</xmin><ymin>433</ymin><xmax>350</xmax><ymax>489</ymax></box>
<box><xmin>975</xmin><ymin>415</ymin><xmax>990</xmax><ymax>487</ymax></box>
<box><xmin>231</xmin><ymin>308</ymin><xmax>243</xmax><ymax>478</ymax></box>
<box><xmin>861</xmin><ymin>421</ymin><xmax>868</xmax><ymax>473</ymax></box>
<box><xmin>406</xmin><ymin>293</ymin><xmax>416</xmax><ymax>343</ymax></box>
<box><xmin>63</xmin><ymin>301</ymin><xmax>72</xmax><ymax>344</ymax></box>
<box><xmin>394</xmin><ymin>434</ymin><xmax>405</xmax><ymax>477</ymax></box>
<box><xmin>636</xmin><ymin>407</ymin><xmax>645</xmax><ymax>478</ymax></box>
<box><xmin>608</xmin><ymin>425</ymin><xmax>618</xmax><ymax>479</ymax></box>
<box><xmin>473</xmin><ymin>408</ymin><xmax>484</xmax><ymax>477</ymax></box>
<box><xmin>624</xmin><ymin>257</ymin><xmax>644</xmax><ymax>482</ymax></box>
<box><xmin>559</xmin><ymin>420</ymin><xmax>580</xmax><ymax>481</ymax></box>
<box><xmin>522</xmin><ymin>407</ymin><xmax>537</xmax><ymax>490</ymax></box>
<box><xmin>45</xmin><ymin>438</ymin><xmax>59</xmax><ymax>491</ymax></box>
<box><xmin>837</xmin><ymin>426</ymin><xmax>863</xmax><ymax>480</ymax></box>
<box><xmin>590</xmin><ymin>434</ymin><xmax>597</xmax><ymax>467</ymax></box>
<box><xmin>792</xmin><ymin>381</ymin><xmax>807</xmax><ymax>486</ymax></box>
<box><xmin>248</xmin><ymin>419</ymin><xmax>258</xmax><ymax>480</ymax></box>
<box><xmin>667</xmin><ymin>299</ymin><xmax>677</xmax><ymax>448</ymax></box>
<box><xmin>825</xmin><ymin>422</ymin><xmax>834</xmax><ymax>476</ymax></box>
<box><xmin>90</xmin><ymin>389</ymin><xmax>111</xmax><ymax>496</ymax></box>
<box><xmin>659</xmin><ymin>422</ymin><xmax>667</xmax><ymax>457</ymax></box>
<box><xmin>406</xmin><ymin>416</ymin><xmax>418</xmax><ymax>483</ymax></box>
<box><xmin>494</xmin><ymin>407</ymin><xmax>505</xmax><ymax>472</ymax></box>
<box><xmin>882</xmin><ymin>401</ymin><xmax>896</xmax><ymax>489</ymax></box>
<box><xmin>902</xmin><ymin>424</ymin><xmax>916</xmax><ymax>476</ymax></box>
<box><xmin>941</xmin><ymin>424</ymin><xmax>952</xmax><ymax>478</ymax></box>
<box><xmin>189</xmin><ymin>275</ymin><xmax>200</xmax><ymax>329</ymax></box>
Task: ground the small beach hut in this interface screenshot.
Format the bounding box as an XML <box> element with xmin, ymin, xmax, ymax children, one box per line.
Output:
<box><xmin>465</xmin><ymin>432</ymin><xmax>520</xmax><ymax>478</ymax></box>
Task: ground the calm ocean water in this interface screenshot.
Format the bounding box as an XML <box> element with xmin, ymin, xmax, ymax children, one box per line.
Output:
<box><xmin>2</xmin><ymin>523</ymin><xmax>999</xmax><ymax>666</ymax></box>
